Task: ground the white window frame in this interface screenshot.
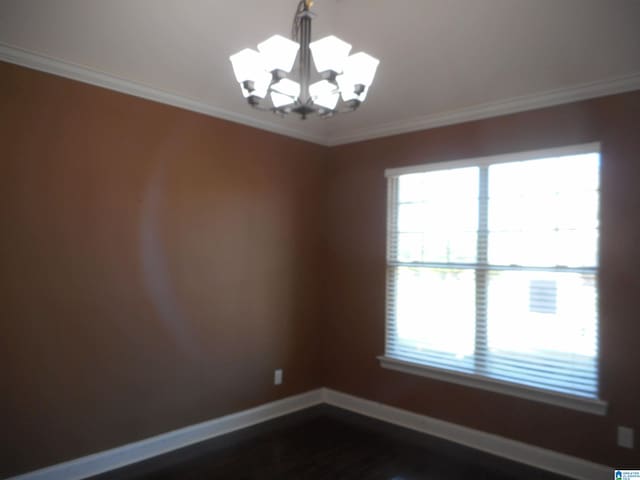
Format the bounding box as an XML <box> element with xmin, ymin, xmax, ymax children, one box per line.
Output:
<box><xmin>379</xmin><ymin>142</ymin><xmax>607</xmax><ymax>416</ymax></box>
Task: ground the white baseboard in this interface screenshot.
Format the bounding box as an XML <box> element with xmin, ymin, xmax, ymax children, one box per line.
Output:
<box><xmin>7</xmin><ymin>389</ymin><xmax>324</xmax><ymax>480</ymax></box>
<box><xmin>323</xmin><ymin>388</ymin><xmax>611</xmax><ymax>480</ymax></box>
<box><xmin>8</xmin><ymin>387</ymin><xmax>612</xmax><ymax>480</ymax></box>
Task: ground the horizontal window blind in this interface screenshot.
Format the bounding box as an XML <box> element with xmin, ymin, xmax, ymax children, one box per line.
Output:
<box><xmin>385</xmin><ymin>146</ymin><xmax>600</xmax><ymax>400</ymax></box>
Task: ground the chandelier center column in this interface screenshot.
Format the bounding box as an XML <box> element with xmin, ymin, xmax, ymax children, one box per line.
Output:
<box><xmin>298</xmin><ymin>6</ymin><xmax>312</xmax><ymax>105</ymax></box>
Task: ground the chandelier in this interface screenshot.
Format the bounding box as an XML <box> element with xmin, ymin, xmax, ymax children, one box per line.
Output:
<box><xmin>229</xmin><ymin>0</ymin><xmax>379</xmax><ymax>119</ymax></box>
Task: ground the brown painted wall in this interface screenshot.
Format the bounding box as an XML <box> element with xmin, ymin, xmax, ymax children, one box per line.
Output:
<box><xmin>2</xmin><ymin>59</ymin><xmax>639</xmax><ymax>476</ymax></box>
<box><xmin>322</xmin><ymin>91</ymin><xmax>640</xmax><ymax>467</ymax></box>
<box><xmin>0</xmin><ymin>61</ymin><xmax>326</xmax><ymax>477</ymax></box>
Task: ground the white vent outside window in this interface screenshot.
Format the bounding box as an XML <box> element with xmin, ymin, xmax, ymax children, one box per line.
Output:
<box><xmin>380</xmin><ymin>143</ymin><xmax>607</xmax><ymax>415</ymax></box>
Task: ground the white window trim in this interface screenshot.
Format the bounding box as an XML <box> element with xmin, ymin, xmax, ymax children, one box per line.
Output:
<box><xmin>382</xmin><ymin>142</ymin><xmax>607</xmax><ymax>416</ymax></box>
<box><xmin>378</xmin><ymin>355</ymin><xmax>608</xmax><ymax>416</ymax></box>
<box><xmin>384</xmin><ymin>142</ymin><xmax>601</xmax><ymax>177</ymax></box>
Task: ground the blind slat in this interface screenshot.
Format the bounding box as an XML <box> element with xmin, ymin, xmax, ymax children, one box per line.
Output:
<box><xmin>387</xmin><ymin>344</ymin><xmax>597</xmax><ymax>380</ymax></box>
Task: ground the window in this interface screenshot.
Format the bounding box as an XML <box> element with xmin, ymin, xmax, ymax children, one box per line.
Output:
<box><xmin>380</xmin><ymin>143</ymin><xmax>606</xmax><ymax>415</ymax></box>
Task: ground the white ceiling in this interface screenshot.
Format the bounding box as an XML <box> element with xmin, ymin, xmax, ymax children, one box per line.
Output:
<box><xmin>1</xmin><ymin>0</ymin><xmax>639</xmax><ymax>145</ymax></box>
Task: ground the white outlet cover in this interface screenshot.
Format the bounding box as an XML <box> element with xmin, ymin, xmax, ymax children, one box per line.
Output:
<box><xmin>617</xmin><ymin>426</ymin><xmax>634</xmax><ymax>449</ymax></box>
<box><xmin>274</xmin><ymin>369</ymin><xmax>283</xmax><ymax>386</ymax></box>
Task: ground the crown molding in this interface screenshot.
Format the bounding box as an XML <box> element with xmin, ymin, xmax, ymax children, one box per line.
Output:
<box><xmin>327</xmin><ymin>72</ymin><xmax>640</xmax><ymax>146</ymax></box>
<box><xmin>2</xmin><ymin>43</ymin><xmax>639</xmax><ymax>147</ymax></box>
<box><xmin>0</xmin><ymin>43</ymin><xmax>328</xmax><ymax>146</ymax></box>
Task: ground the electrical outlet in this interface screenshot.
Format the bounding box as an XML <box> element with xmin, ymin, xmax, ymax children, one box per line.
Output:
<box><xmin>274</xmin><ymin>369</ymin><xmax>283</xmax><ymax>386</ymax></box>
<box><xmin>617</xmin><ymin>426</ymin><xmax>634</xmax><ymax>449</ymax></box>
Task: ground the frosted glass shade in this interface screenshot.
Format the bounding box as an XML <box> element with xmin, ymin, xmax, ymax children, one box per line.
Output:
<box><xmin>258</xmin><ymin>35</ymin><xmax>300</xmax><ymax>73</ymax></box>
<box><xmin>240</xmin><ymin>70</ymin><xmax>272</xmax><ymax>99</ymax></box>
<box><xmin>342</xmin><ymin>52</ymin><xmax>380</xmax><ymax>87</ymax></box>
<box><xmin>309</xmin><ymin>79</ymin><xmax>337</xmax><ymax>97</ymax></box>
<box><xmin>309</xmin><ymin>35</ymin><xmax>352</xmax><ymax>73</ymax></box>
<box><xmin>271</xmin><ymin>79</ymin><xmax>301</xmax><ymax>99</ymax></box>
<box><xmin>337</xmin><ymin>74</ymin><xmax>369</xmax><ymax>102</ymax></box>
<box><xmin>309</xmin><ymin>80</ymin><xmax>339</xmax><ymax>110</ymax></box>
<box><xmin>313</xmin><ymin>93</ymin><xmax>339</xmax><ymax>110</ymax></box>
<box><xmin>271</xmin><ymin>92</ymin><xmax>296</xmax><ymax>108</ymax></box>
<box><xmin>229</xmin><ymin>48</ymin><xmax>264</xmax><ymax>83</ymax></box>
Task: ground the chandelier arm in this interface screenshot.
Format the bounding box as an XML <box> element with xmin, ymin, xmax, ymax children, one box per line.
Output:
<box><xmin>250</xmin><ymin>104</ymin><xmax>276</xmax><ymax>113</ymax></box>
<box><xmin>323</xmin><ymin>100</ymin><xmax>362</xmax><ymax>116</ymax></box>
<box><xmin>332</xmin><ymin>106</ymin><xmax>359</xmax><ymax>114</ymax></box>
<box><xmin>247</xmin><ymin>97</ymin><xmax>276</xmax><ymax>113</ymax></box>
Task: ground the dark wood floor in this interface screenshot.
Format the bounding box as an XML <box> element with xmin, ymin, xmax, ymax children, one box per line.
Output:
<box><xmin>90</xmin><ymin>406</ymin><xmax>570</xmax><ymax>480</ymax></box>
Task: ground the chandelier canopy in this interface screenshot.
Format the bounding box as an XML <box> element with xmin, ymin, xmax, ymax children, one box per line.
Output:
<box><xmin>229</xmin><ymin>0</ymin><xmax>379</xmax><ymax>119</ymax></box>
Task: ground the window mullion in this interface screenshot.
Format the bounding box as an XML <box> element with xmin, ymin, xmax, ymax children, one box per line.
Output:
<box><xmin>475</xmin><ymin>166</ymin><xmax>489</xmax><ymax>374</ymax></box>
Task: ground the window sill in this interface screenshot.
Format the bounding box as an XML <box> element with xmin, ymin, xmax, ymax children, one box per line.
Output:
<box><xmin>378</xmin><ymin>355</ymin><xmax>608</xmax><ymax>416</ymax></box>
